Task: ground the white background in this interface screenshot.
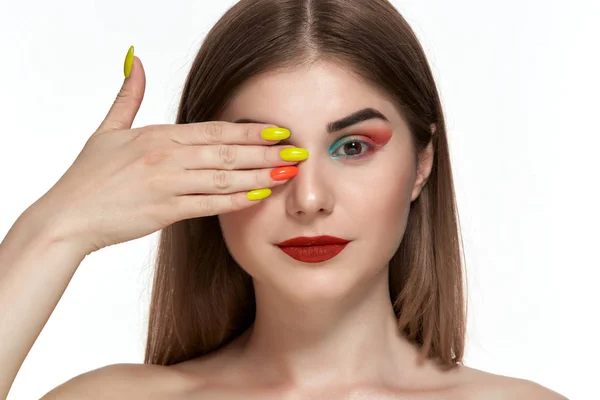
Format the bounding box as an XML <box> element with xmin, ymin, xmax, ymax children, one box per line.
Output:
<box><xmin>1</xmin><ymin>0</ymin><xmax>597</xmax><ymax>398</ymax></box>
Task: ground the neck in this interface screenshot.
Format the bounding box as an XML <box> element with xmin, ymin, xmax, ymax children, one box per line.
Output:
<box><xmin>234</xmin><ymin>266</ymin><xmax>428</xmax><ymax>392</ymax></box>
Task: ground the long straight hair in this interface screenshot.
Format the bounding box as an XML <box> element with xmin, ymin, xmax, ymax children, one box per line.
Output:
<box><xmin>144</xmin><ymin>0</ymin><xmax>467</xmax><ymax>368</ymax></box>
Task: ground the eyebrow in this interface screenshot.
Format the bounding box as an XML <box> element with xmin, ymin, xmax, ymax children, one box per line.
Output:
<box><xmin>234</xmin><ymin>107</ymin><xmax>389</xmax><ymax>134</ymax></box>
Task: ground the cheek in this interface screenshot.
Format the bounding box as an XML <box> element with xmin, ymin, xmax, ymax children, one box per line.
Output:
<box><xmin>343</xmin><ymin>154</ymin><xmax>415</xmax><ymax>243</ymax></box>
<box><xmin>218</xmin><ymin>207</ymin><xmax>266</xmax><ymax>261</ymax></box>
<box><xmin>353</xmin><ymin>146</ymin><xmax>414</xmax><ymax>203</ymax></box>
<box><xmin>358</xmin><ymin>169</ymin><xmax>412</xmax><ymax>225</ymax></box>
<box><xmin>359</xmin><ymin>171</ymin><xmax>414</xmax><ymax>268</ymax></box>
<box><xmin>218</xmin><ymin>191</ymin><xmax>283</xmax><ymax>271</ymax></box>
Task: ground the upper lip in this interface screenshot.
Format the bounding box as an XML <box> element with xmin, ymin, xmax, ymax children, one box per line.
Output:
<box><xmin>276</xmin><ymin>235</ymin><xmax>350</xmax><ymax>247</ymax></box>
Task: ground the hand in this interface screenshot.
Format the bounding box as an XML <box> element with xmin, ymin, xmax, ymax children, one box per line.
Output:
<box><xmin>26</xmin><ymin>51</ymin><xmax>303</xmax><ymax>257</ymax></box>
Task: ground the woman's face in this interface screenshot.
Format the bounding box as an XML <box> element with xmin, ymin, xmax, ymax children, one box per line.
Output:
<box><xmin>217</xmin><ymin>61</ymin><xmax>433</xmax><ymax>303</ymax></box>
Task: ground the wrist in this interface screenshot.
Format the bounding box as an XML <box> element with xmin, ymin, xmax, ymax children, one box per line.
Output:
<box><xmin>8</xmin><ymin>205</ymin><xmax>89</xmax><ymax>261</ymax></box>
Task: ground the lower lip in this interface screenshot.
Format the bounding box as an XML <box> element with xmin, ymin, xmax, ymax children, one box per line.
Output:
<box><xmin>277</xmin><ymin>244</ymin><xmax>349</xmax><ymax>263</ymax></box>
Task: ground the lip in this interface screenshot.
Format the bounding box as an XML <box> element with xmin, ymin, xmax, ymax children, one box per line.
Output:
<box><xmin>276</xmin><ymin>236</ymin><xmax>351</xmax><ymax>263</ymax></box>
<box><xmin>276</xmin><ymin>235</ymin><xmax>350</xmax><ymax>247</ymax></box>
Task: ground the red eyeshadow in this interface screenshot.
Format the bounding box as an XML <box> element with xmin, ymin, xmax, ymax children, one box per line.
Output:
<box><xmin>363</xmin><ymin>127</ymin><xmax>393</xmax><ymax>147</ymax></box>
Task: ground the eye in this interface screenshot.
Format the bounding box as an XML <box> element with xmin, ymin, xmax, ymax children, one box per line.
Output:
<box><xmin>329</xmin><ymin>136</ymin><xmax>375</xmax><ymax>159</ymax></box>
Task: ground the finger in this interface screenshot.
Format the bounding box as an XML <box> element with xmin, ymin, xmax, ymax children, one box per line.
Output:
<box><xmin>168</xmin><ymin>166</ymin><xmax>298</xmax><ymax>195</ymax></box>
<box><xmin>96</xmin><ymin>46</ymin><xmax>146</xmax><ymax>134</ymax></box>
<box><xmin>176</xmin><ymin>144</ymin><xmax>304</xmax><ymax>170</ymax></box>
<box><xmin>175</xmin><ymin>190</ymin><xmax>271</xmax><ymax>220</ymax></box>
<box><xmin>161</xmin><ymin>121</ymin><xmax>290</xmax><ymax>146</ymax></box>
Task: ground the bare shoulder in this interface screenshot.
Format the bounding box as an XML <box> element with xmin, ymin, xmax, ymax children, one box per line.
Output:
<box><xmin>40</xmin><ymin>362</ymin><xmax>199</xmax><ymax>399</ymax></box>
<box><xmin>453</xmin><ymin>366</ymin><xmax>568</xmax><ymax>400</ymax></box>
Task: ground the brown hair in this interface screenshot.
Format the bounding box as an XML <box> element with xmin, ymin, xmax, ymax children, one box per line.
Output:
<box><xmin>144</xmin><ymin>0</ymin><xmax>467</xmax><ymax>368</ymax></box>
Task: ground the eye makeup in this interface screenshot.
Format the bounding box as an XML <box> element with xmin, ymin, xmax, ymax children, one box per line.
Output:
<box><xmin>329</xmin><ymin>127</ymin><xmax>393</xmax><ymax>160</ymax></box>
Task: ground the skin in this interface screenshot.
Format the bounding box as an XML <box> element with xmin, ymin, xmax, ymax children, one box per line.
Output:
<box><xmin>42</xmin><ymin>60</ymin><xmax>565</xmax><ymax>399</ymax></box>
<box><xmin>213</xmin><ymin>60</ymin><xmax>433</xmax><ymax>391</ymax></box>
<box><xmin>167</xmin><ymin>61</ymin><xmax>565</xmax><ymax>399</ymax></box>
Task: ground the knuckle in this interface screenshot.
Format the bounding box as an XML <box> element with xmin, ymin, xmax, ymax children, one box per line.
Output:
<box><xmin>133</xmin><ymin>125</ymin><xmax>160</xmax><ymax>142</ymax></box>
<box><xmin>143</xmin><ymin>124</ymin><xmax>160</xmax><ymax>135</ymax></box>
<box><xmin>218</xmin><ymin>144</ymin><xmax>237</xmax><ymax>168</ymax></box>
<box><xmin>130</xmin><ymin>126</ymin><xmax>148</xmax><ymax>140</ymax></box>
<box><xmin>255</xmin><ymin>169</ymin><xmax>266</xmax><ymax>187</ymax></box>
<box><xmin>198</xmin><ymin>195</ymin><xmax>214</xmax><ymax>215</ymax></box>
<box><xmin>263</xmin><ymin>146</ymin><xmax>272</xmax><ymax>165</ymax></box>
<box><xmin>229</xmin><ymin>193</ymin><xmax>245</xmax><ymax>212</ymax></box>
<box><xmin>213</xmin><ymin>170</ymin><xmax>231</xmax><ymax>190</ymax></box>
<box><xmin>202</xmin><ymin>122</ymin><xmax>223</xmax><ymax>143</ymax></box>
<box><xmin>115</xmin><ymin>86</ymin><xmax>130</xmax><ymax>103</ymax></box>
<box><xmin>243</xmin><ymin>125</ymin><xmax>252</xmax><ymax>142</ymax></box>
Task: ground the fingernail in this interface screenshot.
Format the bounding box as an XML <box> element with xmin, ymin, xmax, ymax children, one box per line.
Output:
<box><xmin>246</xmin><ymin>188</ymin><xmax>272</xmax><ymax>201</ymax></box>
<box><xmin>262</xmin><ymin>127</ymin><xmax>291</xmax><ymax>141</ymax></box>
<box><xmin>124</xmin><ymin>45</ymin><xmax>134</xmax><ymax>78</ymax></box>
<box><xmin>280</xmin><ymin>147</ymin><xmax>309</xmax><ymax>161</ymax></box>
<box><xmin>271</xmin><ymin>166</ymin><xmax>298</xmax><ymax>181</ymax></box>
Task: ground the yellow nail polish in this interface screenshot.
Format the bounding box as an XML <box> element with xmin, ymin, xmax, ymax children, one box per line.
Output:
<box><xmin>280</xmin><ymin>147</ymin><xmax>309</xmax><ymax>161</ymax></box>
<box><xmin>261</xmin><ymin>127</ymin><xmax>291</xmax><ymax>141</ymax></box>
<box><xmin>124</xmin><ymin>45</ymin><xmax>134</xmax><ymax>78</ymax></box>
<box><xmin>246</xmin><ymin>188</ymin><xmax>272</xmax><ymax>201</ymax></box>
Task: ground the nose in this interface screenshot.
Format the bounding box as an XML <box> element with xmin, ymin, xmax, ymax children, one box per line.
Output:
<box><xmin>285</xmin><ymin>155</ymin><xmax>335</xmax><ymax>222</ymax></box>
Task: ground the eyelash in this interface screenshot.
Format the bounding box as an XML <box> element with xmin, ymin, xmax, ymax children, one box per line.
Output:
<box><xmin>329</xmin><ymin>136</ymin><xmax>378</xmax><ymax>160</ymax></box>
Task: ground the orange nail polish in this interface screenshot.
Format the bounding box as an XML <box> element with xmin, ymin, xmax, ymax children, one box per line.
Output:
<box><xmin>271</xmin><ymin>166</ymin><xmax>298</xmax><ymax>181</ymax></box>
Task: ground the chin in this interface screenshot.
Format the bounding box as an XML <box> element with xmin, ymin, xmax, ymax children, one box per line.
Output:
<box><xmin>244</xmin><ymin>247</ymin><xmax>384</xmax><ymax>304</ymax></box>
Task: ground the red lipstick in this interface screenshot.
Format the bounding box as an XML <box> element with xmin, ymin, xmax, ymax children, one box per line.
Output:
<box><xmin>276</xmin><ymin>235</ymin><xmax>350</xmax><ymax>263</ymax></box>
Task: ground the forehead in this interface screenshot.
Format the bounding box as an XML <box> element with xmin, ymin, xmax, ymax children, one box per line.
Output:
<box><xmin>218</xmin><ymin>61</ymin><xmax>405</xmax><ymax>129</ymax></box>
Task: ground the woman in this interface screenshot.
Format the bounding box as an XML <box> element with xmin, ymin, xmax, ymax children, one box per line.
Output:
<box><xmin>0</xmin><ymin>0</ymin><xmax>566</xmax><ymax>398</ymax></box>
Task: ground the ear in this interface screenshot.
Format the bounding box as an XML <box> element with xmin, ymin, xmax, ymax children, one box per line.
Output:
<box><xmin>410</xmin><ymin>123</ymin><xmax>436</xmax><ymax>202</ymax></box>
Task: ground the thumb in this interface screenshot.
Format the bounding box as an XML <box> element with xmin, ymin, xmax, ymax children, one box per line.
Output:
<box><xmin>96</xmin><ymin>46</ymin><xmax>146</xmax><ymax>134</ymax></box>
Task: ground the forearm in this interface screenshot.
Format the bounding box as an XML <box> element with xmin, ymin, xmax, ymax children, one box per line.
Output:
<box><xmin>0</xmin><ymin>211</ymin><xmax>87</xmax><ymax>399</ymax></box>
